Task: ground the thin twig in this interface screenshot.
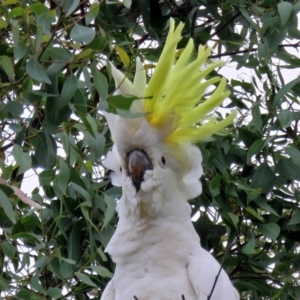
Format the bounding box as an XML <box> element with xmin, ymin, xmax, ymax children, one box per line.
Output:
<box><xmin>210</xmin><ymin>42</ymin><xmax>300</xmax><ymax>59</ymax></box>
<box><xmin>0</xmin><ymin>178</ymin><xmax>42</xmax><ymax>209</ymax></box>
<box><xmin>207</xmin><ymin>242</ymin><xmax>236</xmax><ymax>299</ymax></box>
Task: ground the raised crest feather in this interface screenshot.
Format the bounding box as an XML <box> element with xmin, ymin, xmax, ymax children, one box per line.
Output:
<box><xmin>107</xmin><ymin>18</ymin><xmax>235</xmax><ymax>145</ymax></box>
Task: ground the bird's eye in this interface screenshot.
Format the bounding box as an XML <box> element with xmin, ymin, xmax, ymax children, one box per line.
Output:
<box><xmin>161</xmin><ymin>156</ymin><xmax>166</xmax><ymax>165</ymax></box>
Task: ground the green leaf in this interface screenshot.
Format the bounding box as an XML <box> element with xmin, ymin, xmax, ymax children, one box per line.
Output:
<box><xmin>245</xmin><ymin>207</ymin><xmax>264</xmax><ymax>222</ymax></box>
<box><xmin>34</xmin><ymin>131</ymin><xmax>57</xmax><ymax>169</ymax></box>
<box><xmin>0</xmin><ymin>18</ymin><xmax>7</xmax><ymax>29</ymax></box>
<box><xmin>60</xmin><ymin>74</ymin><xmax>78</xmax><ymax>108</ymax></box>
<box><xmin>30</xmin><ymin>3</ymin><xmax>49</xmax><ymax>15</ymax></box>
<box><xmin>247</xmin><ymin>139</ymin><xmax>265</xmax><ymax>164</ymax></box>
<box><xmin>8</xmin><ymin>7</ymin><xmax>24</xmax><ymax>19</ymax></box>
<box><xmin>46</xmin><ymin>48</ymin><xmax>73</xmax><ymax>61</ymax></box>
<box><xmin>253</xmin><ymin>197</ymin><xmax>280</xmax><ymax>217</ymax></box>
<box><xmin>276</xmin><ymin>157</ymin><xmax>300</xmax><ymax>180</ymax></box>
<box><xmin>1</xmin><ymin>0</ymin><xmax>18</xmax><ymax>6</ymax></box>
<box><xmin>26</xmin><ymin>57</ymin><xmax>51</xmax><ymax>84</ymax></box>
<box><xmin>84</xmin><ymin>131</ymin><xmax>105</xmax><ymax>159</ymax></box>
<box><xmin>74</xmin><ymin>272</ymin><xmax>97</xmax><ymax>288</ymax></box>
<box><xmin>242</xmin><ymin>237</ymin><xmax>256</xmax><ymax>254</ymax></box>
<box><xmin>12</xmin><ymin>144</ymin><xmax>31</xmax><ymax>175</ymax></box>
<box><xmin>17</xmin><ymin>289</ymin><xmax>44</xmax><ymax>300</ymax></box>
<box><xmin>249</xmin><ymin>102</ymin><xmax>262</xmax><ymax>130</ymax></box>
<box><xmin>250</xmin><ymin>163</ymin><xmax>275</xmax><ymax>194</ymax></box>
<box><xmin>85</xmin><ymin>3</ymin><xmax>99</xmax><ymax>25</ymax></box>
<box><xmin>21</xmin><ymin>214</ymin><xmax>40</xmax><ymax>232</ymax></box>
<box><xmin>65</xmin><ymin>0</ymin><xmax>79</xmax><ymax>17</ymax></box>
<box><xmin>91</xmin><ymin>265</ymin><xmax>113</xmax><ymax>278</ymax></box>
<box><xmin>14</xmin><ymin>40</ymin><xmax>27</xmax><ymax>60</ymax></box>
<box><xmin>0</xmin><ymin>189</ymin><xmax>16</xmax><ymax>224</ymax></box>
<box><xmin>123</xmin><ymin>0</ymin><xmax>132</xmax><ymax>9</ymax></box>
<box><xmin>1</xmin><ymin>241</ymin><xmax>16</xmax><ymax>259</ymax></box>
<box><xmin>46</xmin><ymin>287</ymin><xmax>63</xmax><ymax>299</ymax></box>
<box><xmin>57</xmin><ymin>159</ymin><xmax>70</xmax><ymax>194</ymax></box>
<box><xmin>70</xmin><ymin>182</ymin><xmax>91</xmax><ymax>205</ymax></box>
<box><xmin>73</xmin><ymin>89</ymin><xmax>87</xmax><ymax>114</ymax></box>
<box><xmin>277</xmin><ymin>2</ymin><xmax>293</xmax><ymax>27</ymax></box>
<box><xmin>102</xmin><ymin>194</ymin><xmax>116</xmax><ymax>229</ymax></box>
<box><xmin>259</xmin><ymin>223</ymin><xmax>280</xmax><ymax>241</ymax></box>
<box><xmin>107</xmin><ymin>94</ymin><xmax>139</xmax><ymax>112</ymax></box>
<box><xmin>228</xmin><ymin>212</ymin><xmax>239</xmax><ymax>229</ymax></box>
<box><xmin>285</xmin><ymin>147</ymin><xmax>300</xmax><ymax>166</ymax></box>
<box><xmin>0</xmin><ymin>55</ymin><xmax>14</xmax><ymax>80</ymax></box>
<box><xmin>67</xmin><ymin>222</ymin><xmax>82</xmax><ymax>262</ymax></box>
<box><xmin>70</xmin><ymin>24</ymin><xmax>96</xmax><ymax>44</ymax></box>
<box><xmin>2</xmin><ymin>101</ymin><xmax>23</xmax><ymax>118</ymax></box>
<box><xmin>239</xmin><ymin>7</ymin><xmax>259</xmax><ymax>31</ymax></box>
<box><xmin>30</xmin><ymin>272</ymin><xmax>45</xmax><ymax>293</ymax></box>
<box><xmin>94</xmin><ymin>70</ymin><xmax>108</xmax><ymax>102</ymax></box>
<box><xmin>210</xmin><ymin>174</ymin><xmax>222</xmax><ymax>197</ymax></box>
<box><xmin>274</xmin><ymin>77</ymin><xmax>300</xmax><ymax>106</ymax></box>
<box><xmin>288</xmin><ymin>209</ymin><xmax>300</xmax><ymax>225</ymax></box>
<box><xmin>39</xmin><ymin>169</ymin><xmax>56</xmax><ymax>186</ymax></box>
<box><xmin>257</xmin><ymin>43</ymin><xmax>269</xmax><ymax>64</ymax></box>
<box><xmin>278</xmin><ymin>110</ymin><xmax>293</xmax><ymax>128</ymax></box>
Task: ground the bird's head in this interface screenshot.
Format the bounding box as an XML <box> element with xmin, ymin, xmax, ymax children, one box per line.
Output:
<box><xmin>102</xmin><ymin>18</ymin><xmax>236</xmax><ymax>207</ymax></box>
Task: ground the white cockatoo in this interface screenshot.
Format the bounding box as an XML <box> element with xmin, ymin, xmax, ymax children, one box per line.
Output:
<box><xmin>101</xmin><ymin>18</ymin><xmax>239</xmax><ymax>300</ymax></box>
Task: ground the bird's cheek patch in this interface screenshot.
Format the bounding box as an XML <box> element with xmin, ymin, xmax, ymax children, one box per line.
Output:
<box><xmin>140</xmin><ymin>170</ymin><xmax>161</xmax><ymax>193</ymax></box>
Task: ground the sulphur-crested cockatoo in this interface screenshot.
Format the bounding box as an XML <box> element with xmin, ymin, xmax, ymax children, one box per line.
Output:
<box><xmin>101</xmin><ymin>18</ymin><xmax>239</xmax><ymax>300</ymax></box>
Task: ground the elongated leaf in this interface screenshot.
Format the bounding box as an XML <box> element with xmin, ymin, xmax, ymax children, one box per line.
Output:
<box><xmin>247</xmin><ymin>139</ymin><xmax>265</xmax><ymax>164</ymax></box>
<box><xmin>94</xmin><ymin>70</ymin><xmax>108</xmax><ymax>101</ymax></box>
<box><xmin>34</xmin><ymin>131</ymin><xmax>57</xmax><ymax>169</ymax></box>
<box><xmin>259</xmin><ymin>223</ymin><xmax>280</xmax><ymax>241</ymax></box>
<box><xmin>57</xmin><ymin>159</ymin><xmax>70</xmax><ymax>194</ymax></box>
<box><xmin>274</xmin><ymin>77</ymin><xmax>300</xmax><ymax>106</ymax></box>
<box><xmin>0</xmin><ymin>56</ymin><xmax>14</xmax><ymax>80</ymax></box>
<box><xmin>115</xmin><ymin>45</ymin><xmax>130</xmax><ymax>67</ymax></box>
<box><xmin>91</xmin><ymin>265</ymin><xmax>113</xmax><ymax>278</ymax></box>
<box><xmin>12</xmin><ymin>144</ymin><xmax>31</xmax><ymax>175</ymax></box>
<box><xmin>250</xmin><ymin>163</ymin><xmax>275</xmax><ymax>194</ymax></box>
<box><xmin>0</xmin><ymin>189</ymin><xmax>16</xmax><ymax>224</ymax></box>
<box><xmin>1</xmin><ymin>241</ymin><xmax>16</xmax><ymax>258</ymax></box>
<box><xmin>65</xmin><ymin>0</ymin><xmax>79</xmax><ymax>16</ymax></box>
<box><xmin>70</xmin><ymin>24</ymin><xmax>95</xmax><ymax>44</ymax></box>
<box><xmin>60</xmin><ymin>74</ymin><xmax>77</xmax><ymax>108</ymax></box>
<box><xmin>75</xmin><ymin>272</ymin><xmax>97</xmax><ymax>288</ymax></box>
<box><xmin>85</xmin><ymin>3</ymin><xmax>99</xmax><ymax>25</ymax></box>
<box><xmin>285</xmin><ymin>147</ymin><xmax>300</xmax><ymax>166</ymax></box>
<box><xmin>70</xmin><ymin>182</ymin><xmax>91</xmax><ymax>205</ymax></box>
<box><xmin>26</xmin><ymin>57</ymin><xmax>51</xmax><ymax>84</ymax></box>
<box><xmin>67</xmin><ymin>222</ymin><xmax>82</xmax><ymax>262</ymax></box>
<box><xmin>278</xmin><ymin>110</ymin><xmax>293</xmax><ymax>128</ymax></box>
<box><xmin>278</xmin><ymin>2</ymin><xmax>293</xmax><ymax>27</ymax></box>
<box><xmin>102</xmin><ymin>194</ymin><xmax>116</xmax><ymax>229</ymax></box>
<box><xmin>123</xmin><ymin>0</ymin><xmax>132</xmax><ymax>9</ymax></box>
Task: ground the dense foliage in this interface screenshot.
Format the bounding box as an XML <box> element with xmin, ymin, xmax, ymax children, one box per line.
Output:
<box><xmin>0</xmin><ymin>0</ymin><xmax>300</xmax><ymax>299</ymax></box>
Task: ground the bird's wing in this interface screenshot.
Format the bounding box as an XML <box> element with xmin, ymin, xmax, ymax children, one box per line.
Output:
<box><xmin>100</xmin><ymin>279</ymin><xmax>115</xmax><ymax>300</ymax></box>
<box><xmin>187</xmin><ymin>250</ymin><xmax>239</xmax><ymax>300</ymax></box>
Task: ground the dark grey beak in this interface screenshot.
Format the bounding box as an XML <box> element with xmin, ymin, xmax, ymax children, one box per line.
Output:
<box><xmin>126</xmin><ymin>149</ymin><xmax>153</xmax><ymax>192</ymax></box>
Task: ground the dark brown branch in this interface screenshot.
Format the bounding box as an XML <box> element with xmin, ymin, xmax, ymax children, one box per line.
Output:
<box><xmin>210</xmin><ymin>12</ymin><xmax>241</xmax><ymax>40</ymax></box>
<box><xmin>208</xmin><ymin>242</ymin><xmax>236</xmax><ymax>299</ymax></box>
<box><xmin>210</xmin><ymin>42</ymin><xmax>300</xmax><ymax>59</ymax></box>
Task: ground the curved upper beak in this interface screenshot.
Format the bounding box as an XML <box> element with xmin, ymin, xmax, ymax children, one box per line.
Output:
<box><xmin>126</xmin><ymin>149</ymin><xmax>153</xmax><ymax>192</ymax></box>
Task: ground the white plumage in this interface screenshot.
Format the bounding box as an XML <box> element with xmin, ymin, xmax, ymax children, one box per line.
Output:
<box><xmin>101</xmin><ymin>18</ymin><xmax>239</xmax><ymax>300</ymax></box>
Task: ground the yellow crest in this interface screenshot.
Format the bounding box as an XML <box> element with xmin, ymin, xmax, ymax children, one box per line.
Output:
<box><xmin>142</xmin><ymin>19</ymin><xmax>236</xmax><ymax>144</ymax></box>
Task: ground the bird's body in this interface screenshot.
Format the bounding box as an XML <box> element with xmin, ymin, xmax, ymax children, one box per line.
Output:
<box><xmin>103</xmin><ymin>188</ymin><xmax>237</xmax><ymax>300</ymax></box>
<box><xmin>101</xmin><ymin>18</ymin><xmax>239</xmax><ymax>300</ymax></box>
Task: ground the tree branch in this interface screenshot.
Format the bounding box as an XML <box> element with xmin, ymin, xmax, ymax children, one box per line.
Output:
<box><xmin>0</xmin><ymin>178</ymin><xmax>42</xmax><ymax>209</ymax></box>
